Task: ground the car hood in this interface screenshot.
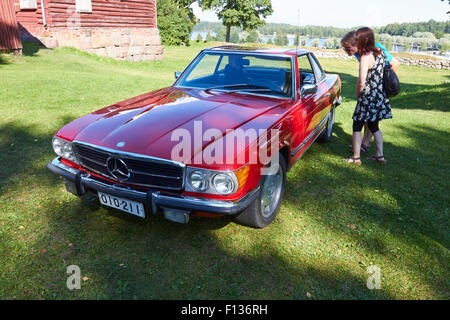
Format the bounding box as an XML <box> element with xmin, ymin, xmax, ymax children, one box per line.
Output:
<box><xmin>59</xmin><ymin>87</ymin><xmax>289</xmax><ymax>165</ymax></box>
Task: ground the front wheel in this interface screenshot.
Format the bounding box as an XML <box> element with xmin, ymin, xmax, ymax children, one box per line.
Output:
<box><xmin>234</xmin><ymin>154</ymin><xmax>286</xmax><ymax>228</ymax></box>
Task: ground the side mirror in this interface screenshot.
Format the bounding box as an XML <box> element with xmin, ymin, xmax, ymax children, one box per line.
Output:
<box><xmin>174</xmin><ymin>71</ymin><xmax>181</xmax><ymax>79</ymax></box>
<box><xmin>300</xmin><ymin>83</ymin><xmax>317</xmax><ymax>96</ymax></box>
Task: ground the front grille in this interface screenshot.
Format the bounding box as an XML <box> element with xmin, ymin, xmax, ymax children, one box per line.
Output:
<box><xmin>72</xmin><ymin>142</ymin><xmax>184</xmax><ymax>191</ymax></box>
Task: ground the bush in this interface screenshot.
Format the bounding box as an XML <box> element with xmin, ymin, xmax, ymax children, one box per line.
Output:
<box><xmin>157</xmin><ymin>0</ymin><xmax>196</xmax><ymax>46</ymax></box>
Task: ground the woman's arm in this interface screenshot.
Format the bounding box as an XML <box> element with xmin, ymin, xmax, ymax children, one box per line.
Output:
<box><xmin>389</xmin><ymin>57</ymin><xmax>400</xmax><ymax>72</ymax></box>
<box><xmin>356</xmin><ymin>54</ymin><xmax>372</xmax><ymax>98</ymax></box>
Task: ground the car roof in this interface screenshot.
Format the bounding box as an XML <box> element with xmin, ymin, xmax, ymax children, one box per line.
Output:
<box><xmin>204</xmin><ymin>45</ymin><xmax>311</xmax><ymax>56</ymax></box>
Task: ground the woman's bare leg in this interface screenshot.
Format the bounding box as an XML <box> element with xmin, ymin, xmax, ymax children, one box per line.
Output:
<box><xmin>344</xmin><ymin>132</ymin><xmax>363</xmax><ymax>165</ymax></box>
<box><xmin>362</xmin><ymin>123</ymin><xmax>372</xmax><ymax>147</ymax></box>
<box><xmin>372</xmin><ymin>130</ymin><xmax>384</xmax><ymax>159</ymax></box>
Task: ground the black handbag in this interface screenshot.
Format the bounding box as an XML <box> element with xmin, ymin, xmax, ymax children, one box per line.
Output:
<box><xmin>383</xmin><ymin>65</ymin><xmax>400</xmax><ymax>98</ymax></box>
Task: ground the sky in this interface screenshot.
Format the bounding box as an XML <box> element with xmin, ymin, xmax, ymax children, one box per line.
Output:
<box><xmin>191</xmin><ymin>0</ymin><xmax>450</xmax><ymax>28</ymax></box>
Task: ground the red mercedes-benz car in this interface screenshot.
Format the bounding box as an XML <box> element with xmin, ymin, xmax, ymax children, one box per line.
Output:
<box><xmin>48</xmin><ymin>46</ymin><xmax>341</xmax><ymax>228</ymax></box>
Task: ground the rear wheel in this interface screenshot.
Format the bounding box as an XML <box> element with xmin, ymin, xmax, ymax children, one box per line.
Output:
<box><xmin>317</xmin><ymin>106</ymin><xmax>335</xmax><ymax>143</ymax></box>
<box><xmin>234</xmin><ymin>154</ymin><xmax>286</xmax><ymax>228</ymax></box>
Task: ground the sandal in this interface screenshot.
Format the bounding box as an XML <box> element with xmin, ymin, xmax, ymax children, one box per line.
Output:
<box><xmin>343</xmin><ymin>157</ymin><xmax>362</xmax><ymax>165</ymax></box>
<box><xmin>367</xmin><ymin>155</ymin><xmax>387</xmax><ymax>164</ymax></box>
<box><xmin>348</xmin><ymin>143</ymin><xmax>370</xmax><ymax>154</ymax></box>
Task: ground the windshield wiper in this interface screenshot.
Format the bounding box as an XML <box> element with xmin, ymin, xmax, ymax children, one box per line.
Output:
<box><xmin>231</xmin><ymin>87</ymin><xmax>285</xmax><ymax>96</ymax></box>
<box><xmin>204</xmin><ymin>84</ymin><xmax>268</xmax><ymax>92</ymax></box>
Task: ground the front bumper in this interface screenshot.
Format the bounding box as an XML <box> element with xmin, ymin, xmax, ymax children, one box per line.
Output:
<box><xmin>47</xmin><ymin>157</ymin><xmax>259</xmax><ymax>216</ymax></box>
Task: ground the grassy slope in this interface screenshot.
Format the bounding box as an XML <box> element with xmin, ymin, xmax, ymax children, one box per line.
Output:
<box><xmin>0</xmin><ymin>42</ymin><xmax>448</xmax><ymax>299</ymax></box>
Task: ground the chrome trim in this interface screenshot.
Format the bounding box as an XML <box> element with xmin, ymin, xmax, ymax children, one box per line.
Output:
<box><xmin>153</xmin><ymin>186</ymin><xmax>260</xmax><ymax>210</ymax></box>
<box><xmin>48</xmin><ymin>157</ymin><xmax>259</xmax><ymax>215</ymax></box>
<box><xmin>291</xmin><ymin>111</ymin><xmax>331</xmax><ymax>157</ymax></box>
<box><xmin>184</xmin><ymin>166</ymin><xmax>239</xmax><ymax>195</ymax></box>
<box><xmin>106</xmin><ymin>157</ymin><xmax>131</xmax><ymax>181</ymax></box>
<box><xmin>72</xmin><ymin>141</ymin><xmax>185</xmax><ymax>191</ymax></box>
<box><xmin>131</xmin><ymin>170</ymin><xmax>181</xmax><ymax>180</ymax></box>
<box><xmin>78</xmin><ymin>154</ymin><xmax>106</xmax><ymax>167</ymax></box>
<box><xmin>73</xmin><ymin>141</ymin><xmax>186</xmax><ymax>168</ymax></box>
<box><xmin>201</xmin><ymin>50</ymin><xmax>293</xmax><ymax>59</ymax></box>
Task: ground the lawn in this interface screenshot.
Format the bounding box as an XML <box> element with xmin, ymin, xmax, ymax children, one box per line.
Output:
<box><xmin>0</xmin><ymin>41</ymin><xmax>449</xmax><ymax>299</ymax></box>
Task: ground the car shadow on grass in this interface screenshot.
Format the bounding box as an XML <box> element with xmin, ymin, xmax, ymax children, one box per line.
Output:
<box><xmin>0</xmin><ymin>121</ymin><xmax>60</xmax><ymax>196</ymax></box>
<box><xmin>284</xmin><ymin>121</ymin><xmax>449</xmax><ymax>298</ymax></box>
<box><xmin>2</xmin><ymin>194</ymin><xmax>392</xmax><ymax>300</ymax></box>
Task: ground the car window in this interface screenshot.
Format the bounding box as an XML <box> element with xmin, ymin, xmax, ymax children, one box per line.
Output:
<box><xmin>184</xmin><ymin>54</ymin><xmax>221</xmax><ymax>83</ymax></box>
<box><xmin>309</xmin><ymin>54</ymin><xmax>324</xmax><ymax>82</ymax></box>
<box><xmin>216</xmin><ymin>55</ymin><xmax>228</xmax><ymax>72</ymax></box>
<box><xmin>298</xmin><ymin>54</ymin><xmax>315</xmax><ymax>85</ymax></box>
<box><xmin>177</xmin><ymin>52</ymin><xmax>293</xmax><ymax>98</ymax></box>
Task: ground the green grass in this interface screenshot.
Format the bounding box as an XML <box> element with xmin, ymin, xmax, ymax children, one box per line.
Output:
<box><xmin>0</xmin><ymin>42</ymin><xmax>449</xmax><ymax>299</ymax></box>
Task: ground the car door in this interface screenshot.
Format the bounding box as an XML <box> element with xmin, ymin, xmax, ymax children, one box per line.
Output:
<box><xmin>288</xmin><ymin>53</ymin><xmax>324</xmax><ymax>164</ymax></box>
<box><xmin>308</xmin><ymin>53</ymin><xmax>332</xmax><ymax>122</ymax></box>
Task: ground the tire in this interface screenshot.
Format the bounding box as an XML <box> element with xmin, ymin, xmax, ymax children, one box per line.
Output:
<box><xmin>317</xmin><ymin>106</ymin><xmax>335</xmax><ymax>143</ymax></box>
<box><xmin>234</xmin><ymin>154</ymin><xmax>286</xmax><ymax>229</ymax></box>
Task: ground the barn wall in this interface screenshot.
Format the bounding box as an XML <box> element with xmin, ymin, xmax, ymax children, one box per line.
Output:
<box><xmin>49</xmin><ymin>0</ymin><xmax>156</xmax><ymax>28</ymax></box>
<box><xmin>1</xmin><ymin>0</ymin><xmax>23</xmax><ymax>52</ymax></box>
<box><xmin>13</xmin><ymin>0</ymin><xmax>162</xmax><ymax>61</ymax></box>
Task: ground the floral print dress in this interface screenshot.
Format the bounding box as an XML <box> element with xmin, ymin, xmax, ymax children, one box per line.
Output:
<box><xmin>353</xmin><ymin>51</ymin><xmax>392</xmax><ymax>122</ymax></box>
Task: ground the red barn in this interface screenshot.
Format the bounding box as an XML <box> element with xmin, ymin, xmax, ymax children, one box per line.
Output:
<box><xmin>13</xmin><ymin>0</ymin><xmax>163</xmax><ymax>61</ymax></box>
<box><xmin>0</xmin><ymin>0</ymin><xmax>23</xmax><ymax>53</ymax></box>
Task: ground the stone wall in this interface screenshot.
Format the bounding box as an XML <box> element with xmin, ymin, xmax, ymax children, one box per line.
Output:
<box><xmin>310</xmin><ymin>49</ymin><xmax>450</xmax><ymax>70</ymax></box>
<box><xmin>37</xmin><ymin>28</ymin><xmax>163</xmax><ymax>61</ymax></box>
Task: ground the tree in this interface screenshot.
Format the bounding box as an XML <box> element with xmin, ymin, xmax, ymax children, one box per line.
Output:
<box><xmin>246</xmin><ymin>30</ymin><xmax>259</xmax><ymax>43</ymax></box>
<box><xmin>230</xmin><ymin>30</ymin><xmax>240</xmax><ymax>43</ymax></box>
<box><xmin>312</xmin><ymin>38</ymin><xmax>320</xmax><ymax>48</ymax></box>
<box><xmin>267</xmin><ymin>38</ymin><xmax>273</xmax><ymax>45</ymax></box>
<box><xmin>206</xmin><ymin>31</ymin><xmax>214</xmax><ymax>42</ymax></box>
<box><xmin>216</xmin><ymin>28</ymin><xmax>227</xmax><ymax>41</ymax></box>
<box><xmin>196</xmin><ymin>33</ymin><xmax>203</xmax><ymax>42</ymax></box>
<box><xmin>275</xmin><ymin>32</ymin><xmax>288</xmax><ymax>46</ymax></box>
<box><xmin>385</xmin><ymin>38</ymin><xmax>393</xmax><ymax>51</ymax></box>
<box><xmin>294</xmin><ymin>33</ymin><xmax>300</xmax><ymax>46</ymax></box>
<box><xmin>157</xmin><ymin>0</ymin><xmax>197</xmax><ymax>46</ymax></box>
<box><xmin>199</xmin><ymin>0</ymin><xmax>273</xmax><ymax>42</ymax></box>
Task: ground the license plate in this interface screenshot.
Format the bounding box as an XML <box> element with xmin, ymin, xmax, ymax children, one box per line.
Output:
<box><xmin>98</xmin><ymin>192</ymin><xmax>145</xmax><ymax>218</ymax></box>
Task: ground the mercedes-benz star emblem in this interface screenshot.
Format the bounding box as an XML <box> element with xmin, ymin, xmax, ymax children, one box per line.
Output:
<box><xmin>106</xmin><ymin>157</ymin><xmax>130</xmax><ymax>181</ymax></box>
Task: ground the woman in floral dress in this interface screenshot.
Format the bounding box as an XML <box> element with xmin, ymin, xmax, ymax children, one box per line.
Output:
<box><xmin>344</xmin><ymin>27</ymin><xmax>392</xmax><ymax>165</ymax></box>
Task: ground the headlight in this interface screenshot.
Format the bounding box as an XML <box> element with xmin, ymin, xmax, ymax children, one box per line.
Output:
<box><xmin>185</xmin><ymin>166</ymin><xmax>244</xmax><ymax>195</ymax></box>
<box><xmin>213</xmin><ymin>173</ymin><xmax>234</xmax><ymax>195</ymax></box>
<box><xmin>52</xmin><ymin>138</ymin><xmax>64</xmax><ymax>156</ymax></box>
<box><xmin>52</xmin><ymin>136</ymin><xmax>78</xmax><ymax>163</ymax></box>
<box><xmin>189</xmin><ymin>170</ymin><xmax>209</xmax><ymax>191</ymax></box>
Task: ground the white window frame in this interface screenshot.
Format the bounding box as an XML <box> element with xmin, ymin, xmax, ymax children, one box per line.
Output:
<box><xmin>76</xmin><ymin>0</ymin><xmax>92</xmax><ymax>13</ymax></box>
<box><xmin>19</xmin><ymin>0</ymin><xmax>37</xmax><ymax>10</ymax></box>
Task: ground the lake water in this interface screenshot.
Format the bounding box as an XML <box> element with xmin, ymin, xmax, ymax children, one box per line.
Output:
<box><xmin>191</xmin><ymin>31</ymin><xmax>327</xmax><ymax>47</ymax></box>
<box><xmin>190</xmin><ymin>31</ymin><xmax>427</xmax><ymax>53</ymax></box>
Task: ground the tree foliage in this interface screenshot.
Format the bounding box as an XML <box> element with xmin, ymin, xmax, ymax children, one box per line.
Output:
<box><xmin>245</xmin><ymin>30</ymin><xmax>260</xmax><ymax>43</ymax></box>
<box><xmin>199</xmin><ymin>0</ymin><xmax>273</xmax><ymax>42</ymax></box>
<box><xmin>375</xmin><ymin>20</ymin><xmax>450</xmax><ymax>39</ymax></box>
<box><xmin>157</xmin><ymin>0</ymin><xmax>197</xmax><ymax>46</ymax></box>
<box><xmin>274</xmin><ymin>32</ymin><xmax>288</xmax><ymax>46</ymax></box>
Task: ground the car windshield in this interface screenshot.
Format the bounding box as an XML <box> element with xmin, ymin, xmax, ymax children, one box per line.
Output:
<box><xmin>175</xmin><ymin>52</ymin><xmax>293</xmax><ymax>98</ymax></box>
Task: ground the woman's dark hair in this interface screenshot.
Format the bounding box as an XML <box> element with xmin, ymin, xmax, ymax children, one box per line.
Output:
<box><xmin>356</xmin><ymin>27</ymin><xmax>381</xmax><ymax>57</ymax></box>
